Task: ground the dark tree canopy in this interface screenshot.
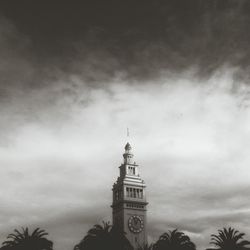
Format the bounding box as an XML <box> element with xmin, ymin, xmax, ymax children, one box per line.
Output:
<box><xmin>0</xmin><ymin>227</ymin><xmax>53</xmax><ymax>250</ymax></box>
<box><xmin>74</xmin><ymin>222</ymin><xmax>133</xmax><ymax>250</ymax></box>
<box><xmin>153</xmin><ymin>229</ymin><xmax>196</xmax><ymax>250</ymax></box>
<box><xmin>138</xmin><ymin>244</ymin><xmax>154</xmax><ymax>250</ymax></box>
<box><xmin>207</xmin><ymin>227</ymin><xmax>250</xmax><ymax>250</ymax></box>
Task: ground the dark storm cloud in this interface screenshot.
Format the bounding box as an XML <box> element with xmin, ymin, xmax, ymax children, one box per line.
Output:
<box><xmin>0</xmin><ymin>0</ymin><xmax>249</xmax><ymax>140</ymax></box>
<box><xmin>0</xmin><ymin>0</ymin><xmax>249</xmax><ymax>137</ymax></box>
<box><xmin>0</xmin><ymin>0</ymin><xmax>250</xmax><ymax>83</ymax></box>
<box><xmin>1</xmin><ymin>2</ymin><xmax>250</xmax><ymax>250</ymax></box>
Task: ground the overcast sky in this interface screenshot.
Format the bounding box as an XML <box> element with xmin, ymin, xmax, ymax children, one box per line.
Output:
<box><xmin>1</xmin><ymin>1</ymin><xmax>250</xmax><ymax>250</ymax></box>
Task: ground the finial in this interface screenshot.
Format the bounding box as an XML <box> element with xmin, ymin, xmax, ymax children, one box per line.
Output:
<box><xmin>127</xmin><ymin>127</ymin><xmax>130</xmax><ymax>137</ymax></box>
<box><xmin>125</xmin><ymin>142</ymin><xmax>132</xmax><ymax>151</ymax></box>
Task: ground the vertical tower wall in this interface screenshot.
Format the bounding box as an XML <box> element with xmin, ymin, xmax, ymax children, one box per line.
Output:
<box><xmin>112</xmin><ymin>143</ymin><xmax>148</xmax><ymax>249</ymax></box>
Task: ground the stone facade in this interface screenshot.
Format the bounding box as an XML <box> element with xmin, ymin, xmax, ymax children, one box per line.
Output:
<box><xmin>112</xmin><ymin>143</ymin><xmax>148</xmax><ymax>249</ymax></box>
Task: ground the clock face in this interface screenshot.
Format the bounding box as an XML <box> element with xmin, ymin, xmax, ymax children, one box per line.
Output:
<box><xmin>128</xmin><ymin>215</ymin><xmax>144</xmax><ymax>233</ymax></box>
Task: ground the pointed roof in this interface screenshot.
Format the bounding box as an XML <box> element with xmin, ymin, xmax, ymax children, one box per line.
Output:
<box><xmin>125</xmin><ymin>142</ymin><xmax>132</xmax><ymax>151</ymax></box>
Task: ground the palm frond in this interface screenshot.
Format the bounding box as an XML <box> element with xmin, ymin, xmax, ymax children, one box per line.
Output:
<box><xmin>208</xmin><ymin>227</ymin><xmax>250</xmax><ymax>250</ymax></box>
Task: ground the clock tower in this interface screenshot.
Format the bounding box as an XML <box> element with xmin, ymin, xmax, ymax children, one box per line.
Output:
<box><xmin>112</xmin><ymin>143</ymin><xmax>148</xmax><ymax>250</ymax></box>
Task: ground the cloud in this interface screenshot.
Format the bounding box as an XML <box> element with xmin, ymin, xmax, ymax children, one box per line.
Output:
<box><xmin>0</xmin><ymin>67</ymin><xmax>250</xmax><ymax>250</ymax></box>
<box><xmin>0</xmin><ymin>3</ymin><xmax>250</xmax><ymax>250</ymax></box>
<box><xmin>1</xmin><ymin>1</ymin><xmax>250</xmax><ymax>84</ymax></box>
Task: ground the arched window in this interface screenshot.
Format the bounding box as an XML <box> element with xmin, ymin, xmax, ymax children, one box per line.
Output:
<box><xmin>126</xmin><ymin>187</ymin><xmax>129</xmax><ymax>197</ymax></box>
<box><xmin>139</xmin><ymin>189</ymin><xmax>143</xmax><ymax>198</ymax></box>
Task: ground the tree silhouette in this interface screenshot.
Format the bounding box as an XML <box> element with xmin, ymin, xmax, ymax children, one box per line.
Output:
<box><xmin>1</xmin><ymin>227</ymin><xmax>53</xmax><ymax>250</ymax></box>
<box><xmin>207</xmin><ymin>227</ymin><xmax>250</xmax><ymax>250</ymax></box>
<box><xmin>74</xmin><ymin>221</ymin><xmax>132</xmax><ymax>250</ymax></box>
<box><xmin>153</xmin><ymin>229</ymin><xmax>196</xmax><ymax>250</ymax></box>
<box><xmin>138</xmin><ymin>243</ymin><xmax>154</xmax><ymax>250</ymax></box>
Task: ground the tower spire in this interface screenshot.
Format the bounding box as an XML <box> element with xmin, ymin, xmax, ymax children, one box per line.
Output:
<box><xmin>123</xmin><ymin>142</ymin><xmax>133</xmax><ymax>164</ymax></box>
<box><xmin>112</xmin><ymin>142</ymin><xmax>148</xmax><ymax>249</ymax></box>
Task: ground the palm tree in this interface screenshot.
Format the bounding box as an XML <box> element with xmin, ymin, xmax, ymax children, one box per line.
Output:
<box><xmin>74</xmin><ymin>221</ymin><xmax>132</xmax><ymax>250</ymax></box>
<box><xmin>137</xmin><ymin>243</ymin><xmax>154</xmax><ymax>250</ymax></box>
<box><xmin>1</xmin><ymin>227</ymin><xmax>53</xmax><ymax>250</ymax></box>
<box><xmin>153</xmin><ymin>229</ymin><xmax>196</xmax><ymax>250</ymax></box>
<box><xmin>207</xmin><ymin>227</ymin><xmax>250</xmax><ymax>250</ymax></box>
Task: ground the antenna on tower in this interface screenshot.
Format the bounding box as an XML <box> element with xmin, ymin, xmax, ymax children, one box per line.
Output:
<box><xmin>127</xmin><ymin>127</ymin><xmax>130</xmax><ymax>138</ymax></box>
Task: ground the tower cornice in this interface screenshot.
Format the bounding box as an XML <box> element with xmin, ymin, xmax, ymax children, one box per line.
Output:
<box><xmin>112</xmin><ymin>142</ymin><xmax>148</xmax><ymax>249</ymax></box>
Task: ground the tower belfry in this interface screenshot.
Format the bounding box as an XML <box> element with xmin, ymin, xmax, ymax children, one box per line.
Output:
<box><xmin>112</xmin><ymin>143</ymin><xmax>148</xmax><ymax>249</ymax></box>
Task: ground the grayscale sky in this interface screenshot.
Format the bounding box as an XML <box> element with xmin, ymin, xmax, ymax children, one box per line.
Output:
<box><xmin>1</xmin><ymin>1</ymin><xmax>250</xmax><ymax>250</ymax></box>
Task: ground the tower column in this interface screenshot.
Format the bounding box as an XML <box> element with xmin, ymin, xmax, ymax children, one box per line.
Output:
<box><xmin>112</xmin><ymin>143</ymin><xmax>148</xmax><ymax>250</ymax></box>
